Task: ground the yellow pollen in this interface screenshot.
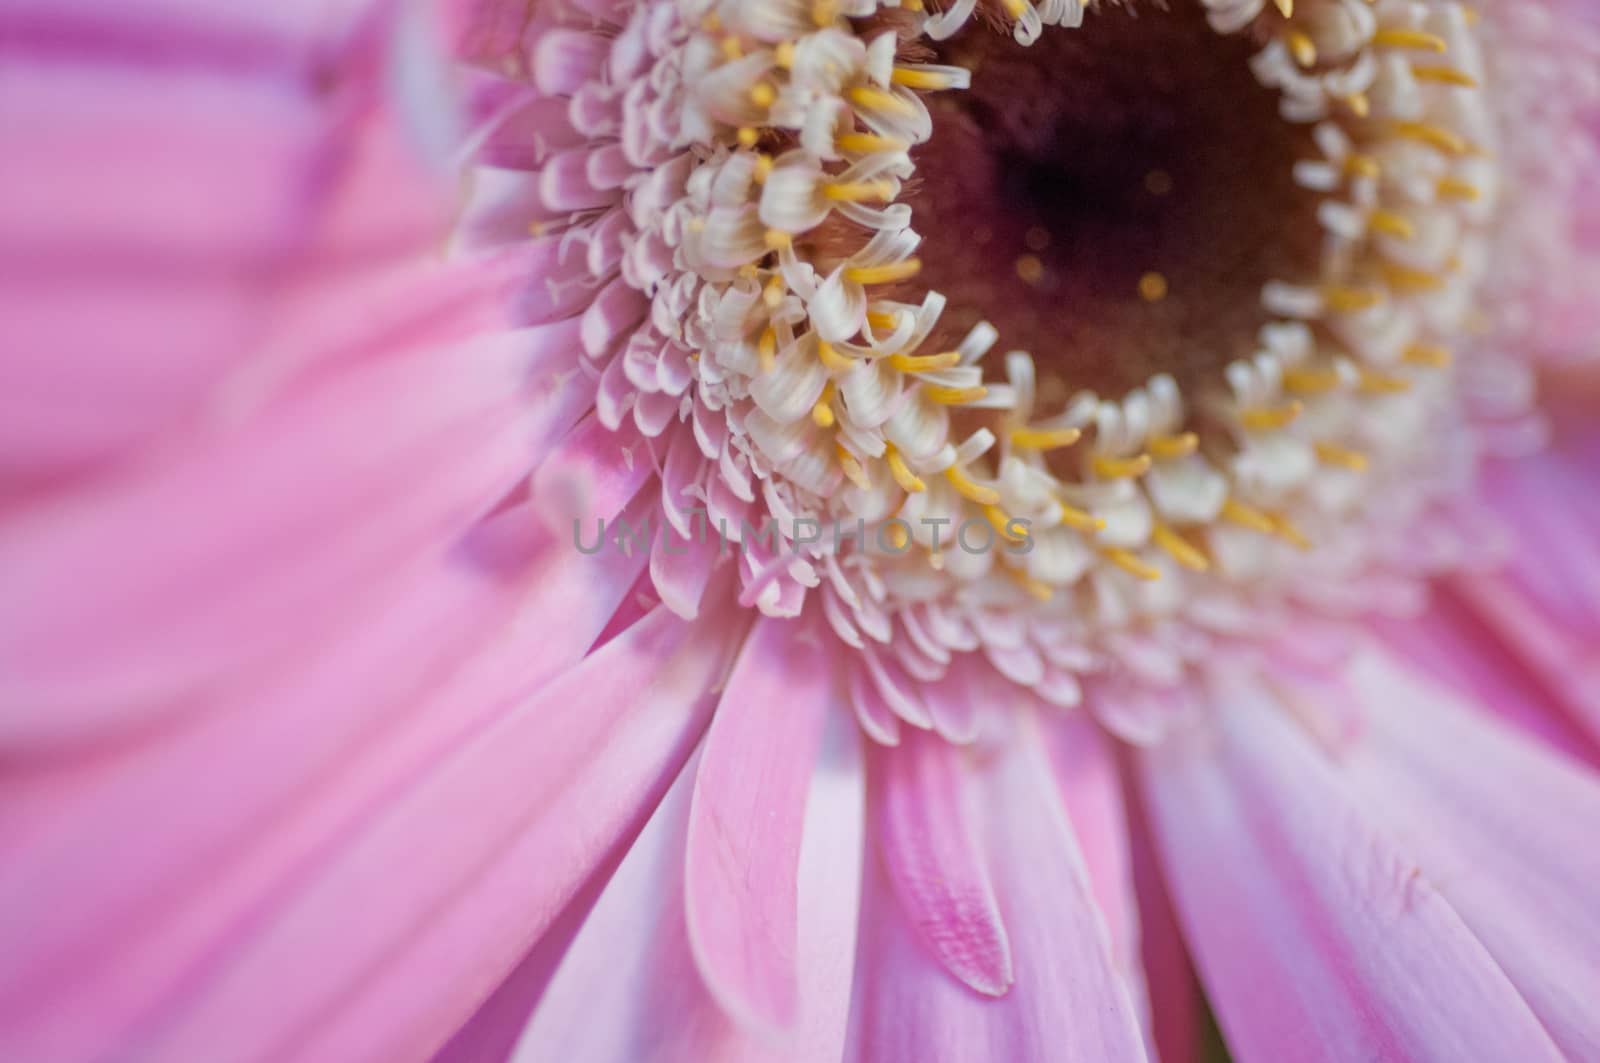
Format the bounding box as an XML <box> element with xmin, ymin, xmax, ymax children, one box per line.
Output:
<box><xmin>924</xmin><ymin>384</ymin><xmax>989</xmax><ymax>406</ymax></box>
<box><xmin>884</xmin><ymin>519</ymin><xmax>911</xmax><ymax>550</ymax></box>
<box><xmin>944</xmin><ymin>465</ymin><xmax>1001</xmax><ymax>506</ymax></box>
<box><xmin>845</xmin><ymin>258</ymin><xmax>922</xmax><ymax>285</ymax></box>
<box><xmin>811</xmin><ymin>0</ymin><xmax>839</xmax><ymax>27</ymax></box>
<box><xmin>719</xmin><ymin>36</ymin><xmax>743</xmax><ymax>61</ymax></box>
<box><xmin>749</xmin><ymin>83</ymin><xmax>776</xmax><ymax>109</ymax></box>
<box><xmin>1092</xmin><ymin>453</ymin><xmax>1153</xmax><ymax>480</ymax></box>
<box><xmin>1101</xmin><ymin>547</ymin><xmax>1162</xmax><ymax>582</ymax></box>
<box><xmin>885</xmin><ymin>444</ymin><xmax>925</xmax><ymax>493</ymax></box>
<box><xmin>1151</xmin><ymin>523</ymin><xmax>1210</xmax><ymax>572</ymax></box>
<box><xmin>773</xmin><ymin>41</ymin><xmax>796</xmax><ymax>69</ymax></box>
<box><xmin>1239</xmin><ymin>401</ymin><xmax>1304</xmax><ymax>431</ymax></box>
<box><xmin>1314</xmin><ymin>441</ymin><xmax>1369</xmax><ymax>471</ymax></box>
<box><xmin>1345</xmin><ymin>92</ymin><xmax>1371</xmax><ymax>119</ymax></box>
<box><xmin>1010</xmin><ymin>425</ymin><xmax>1084</xmax><ymax>451</ymax></box>
<box><xmin>1015</xmin><ymin>254</ymin><xmax>1044</xmax><ymax>285</ymax></box>
<box><xmin>1138</xmin><ymin>271</ymin><xmax>1169</xmax><ymax>302</ymax></box>
<box><xmin>1272</xmin><ymin>0</ymin><xmax>1293</xmax><ymax>16</ymax></box>
<box><xmin>737</xmin><ymin>126</ymin><xmax>760</xmax><ymax>148</ymax></box>
<box><xmin>1149</xmin><ymin>432</ymin><xmax>1200</xmax><ymax>459</ymax></box>
<box><xmin>866</xmin><ymin>309</ymin><xmax>905</xmax><ymax>332</ymax></box>
<box><xmin>752</xmin><ymin>154</ymin><xmax>774</xmax><ymax>183</ymax></box>
<box><xmin>763</xmin><ymin>228</ymin><xmax>792</xmax><ymax>251</ymax></box>
<box><xmin>1381</xmin><ymin>262</ymin><xmax>1447</xmax><ymax>292</ymax></box>
<box><xmin>889</xmin><ymin>350</ymin><xmax>962</xmax><ymax>373</ymax></box>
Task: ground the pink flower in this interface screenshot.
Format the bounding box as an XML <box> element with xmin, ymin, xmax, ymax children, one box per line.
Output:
<box><xmin>2</xmin><ymin>0</ymin><xmax>1598</xmax><ymax>1061</ymax></box>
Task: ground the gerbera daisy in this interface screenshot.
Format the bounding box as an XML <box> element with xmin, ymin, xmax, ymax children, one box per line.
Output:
<box><xmin>2</xmin><ymin>0</ymin><xmax>1598</xmax><ymax>1060</ymax></box>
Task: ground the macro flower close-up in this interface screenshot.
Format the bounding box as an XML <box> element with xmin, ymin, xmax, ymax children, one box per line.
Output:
<box><xmin>4</xmin><ymin>0</ymin><xmax>1600</xmax><ymax>1059</ymax></box>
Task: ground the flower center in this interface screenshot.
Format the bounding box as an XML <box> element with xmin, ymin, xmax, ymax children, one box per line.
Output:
<box><xmin>913</xmin><ymin>2</ymin><xmax>1323</xmax><ymax>403</ymax></box>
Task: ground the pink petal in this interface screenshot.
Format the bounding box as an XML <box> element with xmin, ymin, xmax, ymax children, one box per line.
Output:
<box><xmin>513</xmin><ymin>711</ymin><xmax>864</xmax><ymax>1062</ymax></box>
<box><xmin>59</xmin><ymin>602</ymin><xmax>741</xmax><ymax>1063</ymax></box>
<box><xmin>1043</xmin><ymin>715</ymin><xmax>1148</xmax><ymax>1029</ymax></box>
<box><xmin>1140</xmin><ymin>673</ymin><xmax>1564</xmax><ymax>1063</ymax></box>
<box><xmin>684</xmin><ymin>614</ymin><xmax>838</xmax><ymax>1032</ymax></box>
<box><xmin>0</xmin><ymin>522</ymin><xmax>680</xmax><ymax>1059</ymax></box>
<box><xmin>0</xmin><ymin>319</ymin><xmax>593</xmax><ymax>736</ymax></box>
<box><xmin>848</xmin><ymin>713</ymin><xmax>1148</xmax><ymax>1063</ymax></box>
<box><xmin>1337</xmin><ymin>649</ymin><xmax>1600</xmax><ymax>1059</ymax></box>
<box><xmin>870</xmin><ymin>730</ymin><xmax>1013</xmax><ymax>997</ymax></box>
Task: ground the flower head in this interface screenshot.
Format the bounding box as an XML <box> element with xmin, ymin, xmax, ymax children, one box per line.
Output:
<box><xmin>2</xmin><ymin>0</ymin><xmax>1599</xmax><ymax>1060</ymax></box>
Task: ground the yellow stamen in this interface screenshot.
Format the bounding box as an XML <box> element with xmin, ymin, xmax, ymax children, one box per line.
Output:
<box><xmin>1272</xmin><ymin>514</ymin><xmax>1312</xmax><ymax>551</ymax></box>
<box><xmin>1010</xmin><ymin>425</ymin><xmax>1084</xmax><ymax>451</ymax></box>
<box><xmin>1373</xmin><ymin>28</ymin><xmax>1449</xmax><ymax>53</ymax></box>
<box><xmin>1101</xmin><ymin>547</ymin><xmax>1162</xmax><ymax>581</ymax></box>
<box><xmin>944</xmin><ymin>465</ymin><xmax>1000</xmax><ymax>506</ymax></box>
<box><xmin>1359</xmin><ymin>370</ymin><xmax>1412</xmax><ymax>394</ymax></box>
<box><xmin>812</xmin><ymin>382</ymin><xmax>836</xmax><ymax>428</ymax></box>
<box><xmin>1404</xmin><ymin>343</ymin><xmax>1453</xmax><ymax>368</ymax></box>
<box><xmin>885</xmin><ymin>444</ymin><xmax>926</xmax><ymax>493</ymax></box>
<box><xmin>1222</xmin><ymin>498</ymin><xmax>1277</xmax><ymax>534</ymax></box>
<box><xmin>749</xmin><ymin>82</ymin><xmax>776</xmax><ymax>109</ymax></box>
<box><xmin>1282</xmin><ymin>368</ymin><xmax>1343</xmax><ymax>394</ymax></box>
<box><xmin>823</xmin><ymin>179</ymin><xmax>896</xmax><ymax>203</ymax></box>
<box><xmin>845</xmin><ymin>258</ymin><xmax>922</xmax><ymax>285</ymax></box>
<box><xmin>1240</xmin><ymin>401</ymin><xmax>1304</xmax><ymax>431</ymax></box>
<box><xmin>1138</xmin><ymin>271</ymin><xmax>1169</xmax><ymax>302</ymax></box>
<box><xmin>1323</xmin><ymin>285</ymin><xmax>1385</xmax><ymax>313</ymax></box>
<box><xmin>1381</xmin><ymin>262</ymin><xmax>1447</xmax><ymax>292</ymax></box>
<box><xmin>883</xmin><ymin>519</ymin><xmax>910</xmax><ymax>550</ymax></box>
<box><xmin>890</xmin><ymin>66</ymin><xmax>962</xmax><ymax>90</ymax></box>
<box><xmin>924</xmin><ymin>384</ymin><xmax>989</xmax><ymax>406</ymax></box>
<box><xmin>758</xmin><ymin>327</ymin><xmax>777</xmax><ymax>373</ymax></box>
<box><xmin>1009</xmin><ymin>567</ymin><xmax>1057</xmax><ymax>602</ymax></box>
<box><xmin>1287</xmin><ymin>30</ymin><xmax>1318</xmax><ymax>67</ymax></box>
<box><xmin>1390</xmin><ymin>120</ymin><xmax>1469</xmax><ymax>155</ymax></box>
<box><xmin>763</xmin><ymin>228</ymin><xmax>792</xmax><ymax>251</ymax></box>
<box><xmin>866</xmin><ymin>309</ymin><xmax>905</xmax><ymax>331</ymax></box>
<box><xmin>1314</xmin><ymin>441</ymin><xmax>1369</xmax><ymax>471</ymax></box>
<box><xmin>1410</xmin><ymin>65</ymin><xmax>1478</xmax><ymax>88</ymax></box>
<box><xmin>1436</xmin><ymin>176</ymin><xmax>1481</xmax><ymax>201</ymax></box>
<box><xmin>836</xmin><ymin>444</ymin><xmax>871</xmax><ymax>490</ymax></box>
<box><xmin>1152</xmin><ymin>523</ymin><xmax>1210</xmax><ymax>572</ymax></box>
<box><xmin>837</xmin><ymin>133</ymin><xmax>910</xmax><ymax>155</ymax></box>
<box><xmin>1056</xmin><ymin>500</ymin><xmax>1106</xmax><ymax>533</ymax></box>
<box><xmin>1092</xmin><ymin>453</ymin><xmax>1153</xmax><ymax>480</ymax></box>
<box><xmin>1344</xmin><ymin>154</ymin><xmax>1382</xmax><ymax>180</ymax></box>
<box><xmin>847</xmin><ymin>85</ymin><xmax>917</xmax><ymax>118</ymax></box>
<box><xmin>1368</xmin><ymin>209</ymin><xmax>1416</xmax><ymax>240</ymax></box>
<box><xmin>888</xmin><ymin>350</ymin><xmax>962</xmax><ymax>373</ymax></box>
<box><xmin>1149</xmin><ymin>432</ymin><xmax>1200</xmax><ymax>459</ymax></box>
<box><xmin>817</xmin><ymin>339</ymin><xmax>855</xmax><ymax>373</ymax></box>
<box><xmin>984</xmin><ymin>505</ymin><xmax>1028</xmax><ymax>543</ymax></box>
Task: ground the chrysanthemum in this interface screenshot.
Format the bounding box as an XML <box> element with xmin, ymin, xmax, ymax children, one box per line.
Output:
<box><xmin>3</xmin><ymin>0</ymin><xmax>1599</xmax><ymax>1059</ymax></box>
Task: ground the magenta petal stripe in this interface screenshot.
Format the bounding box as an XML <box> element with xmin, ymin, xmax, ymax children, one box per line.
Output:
<box><xmin>684</xmin><ymin>612</ymin><xmax>839</xmax><ymax>1033</ymax></box>
<box><xmin>1140</xmin><ymin>673</ymin><xmax>1566</xmax><ymax>1063</ymax></box>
